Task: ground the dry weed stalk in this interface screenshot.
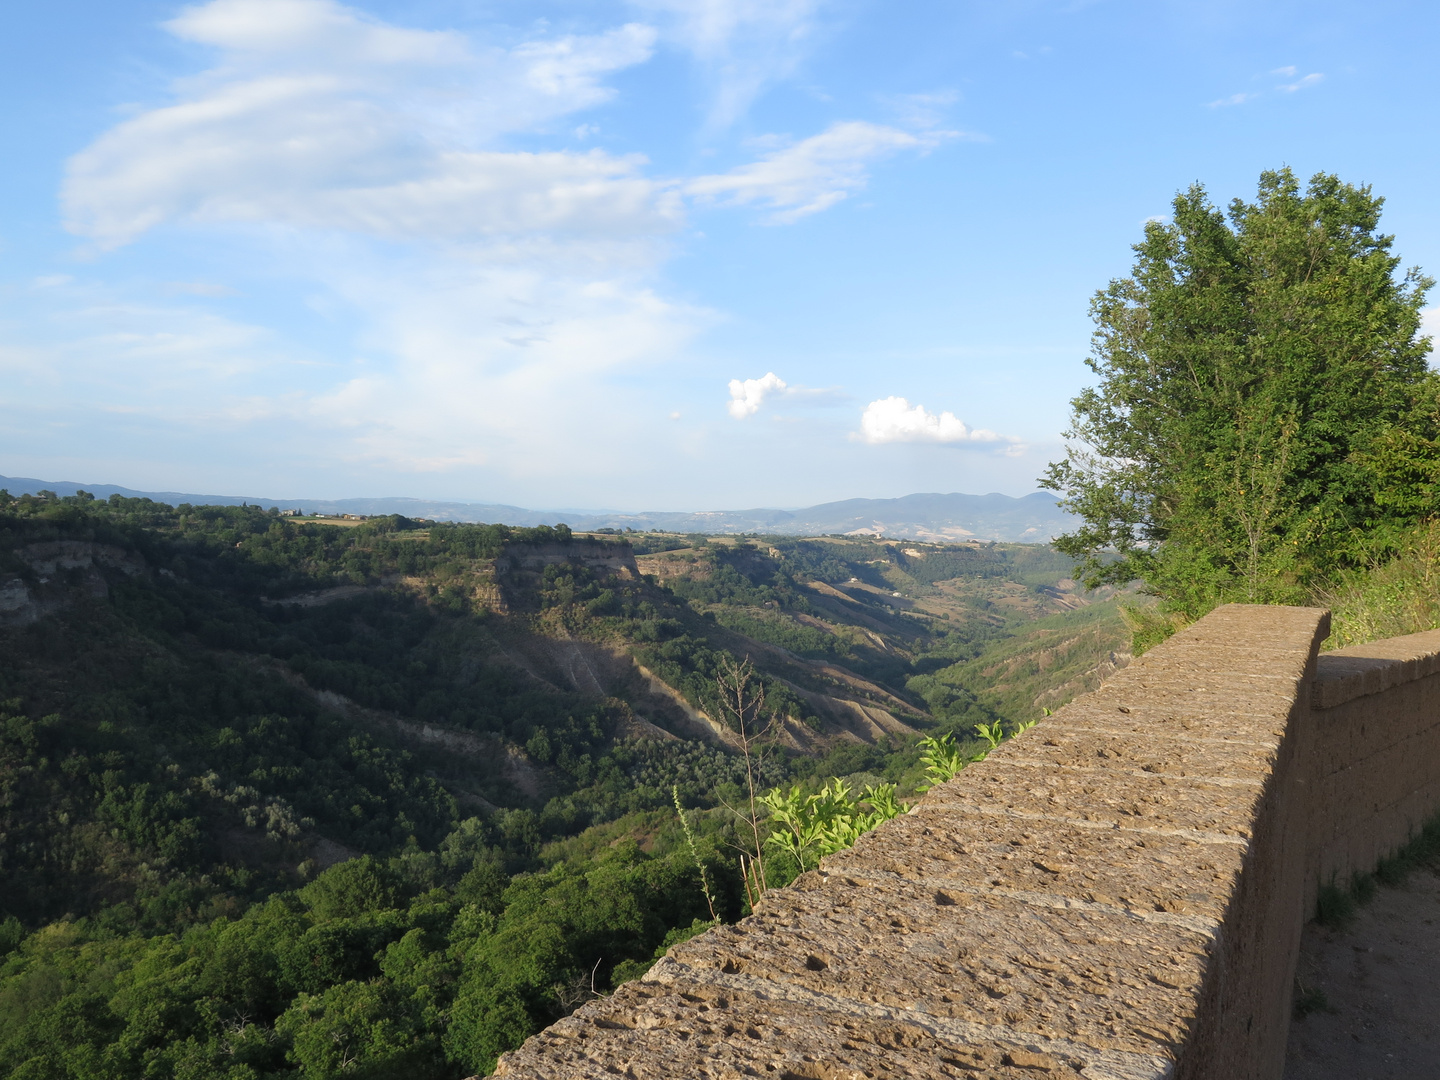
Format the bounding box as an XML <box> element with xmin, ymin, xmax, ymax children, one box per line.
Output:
<box><xmin>714</xmin><ymin>657</ymin><xmax>775</xmax><ymax>908</ymax></box>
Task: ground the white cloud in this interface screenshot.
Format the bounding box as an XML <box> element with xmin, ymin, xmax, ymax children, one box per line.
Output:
<box><xmin>515</xmin><ymin>24</ymin><xmax>660</xmax><ymax>104</ymax></box>
<box><xmin>166</xmin><ymin>0</ymin><xmax>468</xmax><ymax>62</ymax></box>
<box><xmin>1421</xmin><ymin>307</ymin><xmax>1440</xmax><ymax>347</ymax></box>
<box><xmin>727</xmin><ymin>371</ymin><xmax>787</xmax><ymax>418</ymax></box>
<box><xmin>857</xmin><ymin>396</ymin><xmax>1011</xmax><ymax>447</ymax></box>
<box><xmin>884</xmin><ymin>89</ymin><xmax>960</xmax><ymax>130</ymax></box>
<box><xmin>1208</xmin><ymin>66</ymin><xmax>1321</xmax><ymax>109</ymax></box>
<box><xmin>688</xmin><ymin>121</ymin><xmax>951</xmax><ymax>223</ymax></box>
<box><xmin>64</xmin><ymin>0</ymin><xmax>665</xmax><ymax>249</ymax></box>
<box><xmin>631</xmin><ymin>0</ymin><xmax>827</xmax><ymax>128</ymax></box>
<box><xmin>1</xmin><ymin>253</ymin><xmax>711</xmax><ymax>485</ymax></box>
<box><xmin>292</xmin><ymin>259</ymin><xmax>708</xmax><ymax>474</ymax></box>
<box><xmin>42</xmin><ymin>0</ymin><xmax>711</xmax><ymax>490</ymax></box>
<box><xmin>40</xmin><ymin>0</ymin><xmax>964</xmax><ymax>498</ymax></box>
<box><xmin>166</xmin><ymin>281</ymin><xmax>239</xmax><ymax>296</ymax></box>
<box><xmin>0</xmin><ymin>277</ymin><xmax>293</xmax><ymax>393</ymax></box>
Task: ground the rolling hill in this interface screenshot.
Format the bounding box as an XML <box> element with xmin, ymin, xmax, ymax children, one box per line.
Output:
<box><xmin>0</xmin><ymin>475</ymin><xmax>1077</xmax><ymax>542</ymax></box>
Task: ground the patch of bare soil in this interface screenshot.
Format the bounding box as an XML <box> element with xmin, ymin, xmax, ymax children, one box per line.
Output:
<box><xmin>1284</xmin><ymin>868</ymin><xmax>1440</xmax><ymax>1079</ymax></box>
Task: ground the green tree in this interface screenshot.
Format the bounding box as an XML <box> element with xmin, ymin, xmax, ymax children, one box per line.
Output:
<box><xmin>277</xmin><ymin>980</ymin><xmax>438</xmax><ymax>1079</ymax></box>
<box><xmin>1043</xmin><ymin>168</ymin><xmax>1436</xmax><ymax>621</ymax></box>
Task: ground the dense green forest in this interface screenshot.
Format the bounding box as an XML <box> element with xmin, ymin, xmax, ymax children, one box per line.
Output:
<box><xmin>0</xmin><ymin>491</ymin><xmax>1124</xmax><ymax>1078</ymax></box>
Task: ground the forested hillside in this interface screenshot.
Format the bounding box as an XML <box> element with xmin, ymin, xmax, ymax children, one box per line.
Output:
<box><xmin>0</xmin><ymin>490</ymin><xmax>1124</xmax><ymax>1078</ymax></box>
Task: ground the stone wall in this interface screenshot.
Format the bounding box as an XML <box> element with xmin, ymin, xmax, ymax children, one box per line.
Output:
<box><xmin>1307</xmin><ymin>628</ymin><xmax>1440</xmax><ymax>913</ymax></box>
<box><xmin>490</xmin><ymin>605</ymin><xmax>1440</xmax><ymax>1080</ymax></box>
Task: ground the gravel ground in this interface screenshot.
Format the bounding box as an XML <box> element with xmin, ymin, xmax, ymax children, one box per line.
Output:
<box><xmin>1284</xmin><ymin>868</ymin><xmax>1440</xmax><ymax>1080</ymax></box>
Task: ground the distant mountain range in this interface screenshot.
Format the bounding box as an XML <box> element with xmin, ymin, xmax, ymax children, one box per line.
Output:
<box><xmin>0</xmin><ymin>475</ymin><xmax>1077</xmax><ymax>543</ymax></box>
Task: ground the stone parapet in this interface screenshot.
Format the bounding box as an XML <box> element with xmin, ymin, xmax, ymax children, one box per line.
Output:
<box><xmin>489</xmin><ymin>605</ymin><xmax>1440</xmax><ymax>1078</ymax></box>
<box><xmin>494</xmin><ymin>605</ymin><xmax>1354</xmax><ymax>1080</ymax></box>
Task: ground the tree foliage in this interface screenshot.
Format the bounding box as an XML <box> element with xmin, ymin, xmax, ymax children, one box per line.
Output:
<box><xmin>1044</xmin><ymin>169</ymin><xmax>1437</xmax><ymax>618</ymax></box>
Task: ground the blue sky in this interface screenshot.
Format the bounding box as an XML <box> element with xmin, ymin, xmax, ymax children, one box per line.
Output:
<box><xmin>3</xmin><ymin>0</ymin><xmax>1438</xmax><ymax>510</ymax></box>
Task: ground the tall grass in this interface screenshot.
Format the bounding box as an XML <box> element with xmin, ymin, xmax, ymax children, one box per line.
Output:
<box><xmin>1119</xmin><ymin>601</ymin><xmax>1192</xmax><ymax>655</ymax></box>
<box><xmin>1319</xmin><ymin>521</ymin><xmax>1440</xmax><ymax>648</ymax></box>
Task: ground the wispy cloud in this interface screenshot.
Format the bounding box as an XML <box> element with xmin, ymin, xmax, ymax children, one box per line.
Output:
<box><xmin>883</xmin><ymin>89</ymin><xmax>960</xmax><ymax>129</ymax></box>
<box><xmin>1207</xmin><ymin>92</ymin><xmax>1256</xmax><ymax>108</ymax></box>
<box><xmin>630</xmin><ymin>0</ymin><xmax>830</xmax><ymax>129</ymax></box>
<box><xmin>39</xmin><ymin>0</ymin><xmax>964</xmax><ymax>497</ymax></box>
<box><xmin>687</xmin><ymin>121</ymin><xmax>954</xmax><ymax>223</ymax></box>
<box><xmin>1277</xmin><ymin>72</ymin><xmax>1323</xmax><ymax>92</ymax></box>
<box><xmin>64</xmin><ymin>2</ymin><xmax>666</xmax><ymax>249</ymax></box>
<box><xmin>49</xmin><ymin>0</ymin><xmax>707</xmax><ymax>487</ymax></box>
<box><xmin>166</xmin><ymin>281</ymin><xmax>239</xmax><ymax>297</ymax></box>
<box><xmin>1206</xmin><ymin>65</ymin><xmax>1323</xmax><ymax>108</ymax></box>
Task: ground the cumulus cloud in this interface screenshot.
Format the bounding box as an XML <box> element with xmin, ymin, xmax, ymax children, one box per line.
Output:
<box><xmin>688</xmin><ymin>121</ymin><xmax>951</xmax><ymax>223</ymax></box>
<box><xmin>727</xmin><ymin>372</ymin><xmax>787</xmax><ymax>418</ymax></box>
<box><xmin>631</xmin><ymin>0</ymin><xmax>828</xmax><ymax>128</ymax></box>
<box><xmin>857</xmin><ymin>396</ymin><xmax>1010</xmax><ymax>447</ymax></box>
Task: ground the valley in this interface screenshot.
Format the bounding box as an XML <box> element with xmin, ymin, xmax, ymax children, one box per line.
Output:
<box><xmin>0</xmin><ymin>490</ymin><xmax>1129</xmax><ymax>1078</ymax></box>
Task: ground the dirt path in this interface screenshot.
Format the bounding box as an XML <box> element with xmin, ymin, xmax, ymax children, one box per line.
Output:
<box><xmin>1284</xmin><ymin>868</ymin><xmax>1440</xmax><ymax>1079</ymax></box>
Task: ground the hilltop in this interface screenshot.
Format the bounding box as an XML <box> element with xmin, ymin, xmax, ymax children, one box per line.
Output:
<box><xmin>0</xmin><ymin>475</ymin><xmax>1077</xmax><ymax>542</ymax></box>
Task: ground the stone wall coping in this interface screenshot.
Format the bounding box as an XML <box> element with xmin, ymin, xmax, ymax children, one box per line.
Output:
<box><xmin>489</xmin><ymin>604</ymin><xmax>1440</xmax><ymax>1080</ymax></box>
<box><xmin>491</xmin><ymin>604</ymin><xmax>1332</xmax><ymax>1080</ymax></box>
<box><xmin>1313</xmin><ymin>628</ymin><xmax>1440</xmax><ymax>710</ymax></box>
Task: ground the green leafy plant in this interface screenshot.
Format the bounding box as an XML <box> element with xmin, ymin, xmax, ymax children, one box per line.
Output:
<box><xmin>917</xmin><ymin>718</ymin><xmax>1039</xmax><ymax>792</ymax></box>
<box><xmin>973</xmin><ymin>720</ymin><xmax>1005</xmax><ymax>752</ymax></box>
<box><xmin>758</xmin><ymin>778</ymin><xmax>903</xmax><ymax>873</ymax></box>
<box><xmin>818</xmin><ymin>783</ymin><xmax>902</xmax><ymax>854</ymax></box>
<box><xmin>916</xmin><ymin>732</ymin><xmax>969</xmax><ymax>791</ymax></box>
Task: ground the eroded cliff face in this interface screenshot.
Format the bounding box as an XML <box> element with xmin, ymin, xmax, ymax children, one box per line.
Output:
<box><xmin>495</xmin><ymin>541</ymin><xmax>641</xmax><ymax>580</ymax></box>
<box><xmin>0</xmin><ymin>541</ymin><xmax>146</xmax><ymax>626</ymax></box>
